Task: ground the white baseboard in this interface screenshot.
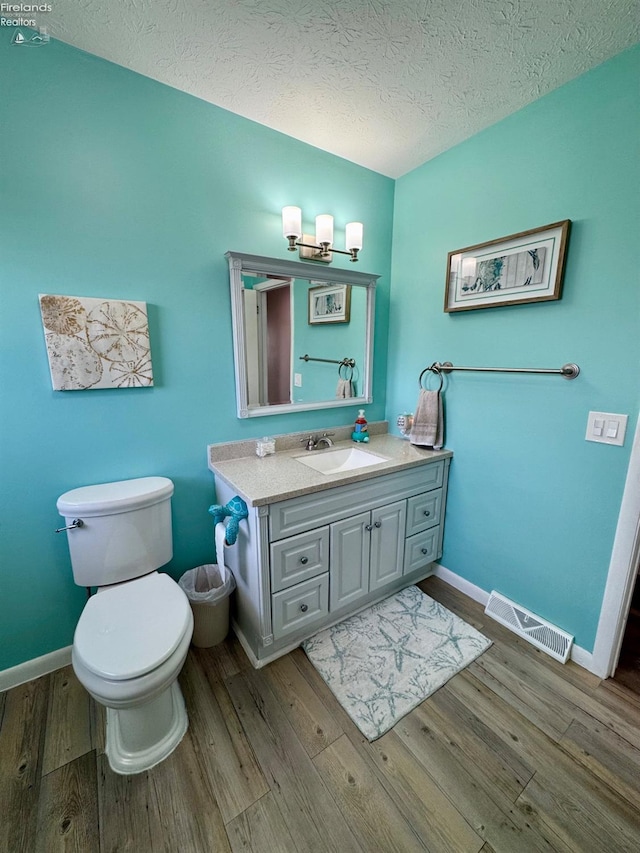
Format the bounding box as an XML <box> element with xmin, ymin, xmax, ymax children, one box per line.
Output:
<box><xmin>433</xmin><ymin>563</ymin><xmax>490</xmax><ymax>606</ymax></box>
<box><xmin>433</xmin><ymin>563</ymin><xmax>596</xmax><ymax>676</ymax></box>
<box><xmin>0</xmin><ymin>646</ymin><xmax>72</xmax><ymax>692</ymax></box>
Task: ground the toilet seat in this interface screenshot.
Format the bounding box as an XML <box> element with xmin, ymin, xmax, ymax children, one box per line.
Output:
<box><xmin>74</xmin><ymin>572</ymin><xmax>191</xmax><ymax>681</ymax></box>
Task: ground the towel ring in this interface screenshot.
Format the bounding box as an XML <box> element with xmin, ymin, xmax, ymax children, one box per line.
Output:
<box><xmin>339</xmin><ymin>362</ymin><xmax>354</xmax><ymax>381</ymax></box>
<box><xmin>418</xmin><ymin>365</ymin><xmax>443</xmax><ymax>392</ymax></box>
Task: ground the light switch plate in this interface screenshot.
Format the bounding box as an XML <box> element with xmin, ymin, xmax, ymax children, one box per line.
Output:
<box><xmin>586</xmin><ymin>411</ymin><xmax>628</xmax><ymax>446</ymax></box>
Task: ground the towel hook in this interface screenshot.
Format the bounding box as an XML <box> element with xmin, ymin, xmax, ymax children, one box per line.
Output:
<box><xmin>418</xmin><ymin>364</ymin><xmax>444</xmax><ymax>393</ymax></box>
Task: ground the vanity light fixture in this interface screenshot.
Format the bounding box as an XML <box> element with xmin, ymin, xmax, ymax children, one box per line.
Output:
<box><xmin>282</xmin><ymin>206</ymin><xmax>363</xmax><ymax>263</ymax></box>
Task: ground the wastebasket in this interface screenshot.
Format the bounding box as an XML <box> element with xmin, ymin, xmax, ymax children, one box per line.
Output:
<box><xmin>179</xmin><ymin>562</ymin><xmax>236</xmax><ymax>648</ymax></box>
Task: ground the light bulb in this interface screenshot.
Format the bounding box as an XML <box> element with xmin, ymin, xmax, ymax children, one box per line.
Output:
<box><xmin>315</xmin><ymin>214</ymin><xmax>334</xmax><ymax>246</ymax></box>
<box><xmin>345</xmin><ymin>222</ymin><xmax>363</xmax><ymax>251</ymax></box>
<box><xmin>282</xmin><ymin>206</ymin><xmax>302</xmax><ymax>238</ymax></box>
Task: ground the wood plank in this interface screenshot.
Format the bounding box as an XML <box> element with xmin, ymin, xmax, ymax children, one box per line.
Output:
<box><xmin>471</xmin><ymin>646</ymin><xmax>640</xmax><ymax>751</ymax></box>
<box><xmin>395</xmin><ymin>702</ymin><xmax>569</xmax><ymax>852</ymax></box>
<box><xmin>313</xmin><ymin>733</ymin><xmax>428</xmax><ymax>851</ymax></box>
<box><xmin>89</xmin><ymin>698</ymin><xmax>105</xmax><ymax>756</ymax></box>
<box><xmin>471</xmin><ymin>647</ymin><xmax>574</xmax><ymax>741</ymax></box>
<box><xmin>226</xmin><ymin>792</ymin><xmax>298</xmax><ymax>853</ymax></box>
<box><xmin>290</xmin><ymin>646</ymin><xmax>369</xmax><ymax>741</ymax></box>
<box><xmin>0</xmin><ymin>675</ymin><xmax>49</xmax><ymax>853</ymax></box>
<box><xmin>97</xmin><ymin>753</ymin><xmax>157</xmax><ymax>852</ymax></box>
<box><xmin>225</xmin><ymin>667</ymin><xmax>363</xmax><ymax>853</ymax></box>
<box><xmin>147</xmin><ymin>730</ymin><xmax>231</xmax><ymax>852</ymax></box>
<box><xmin>428</xmin><ymin>683</ymin><xmax>535</xmax><ymax>800</ymax></box>
<box><xmin>516</xmin><ymin>770</ymin><xmax>640</xmax><ymax>853</ymax></box>
<box><xmin>42</xmin><ymin>666</ymin><xmax>92</xmax><ymax>776</ymax></box>
<box><xmin>261</xmin><ymin>653</ymin><xmax>343</xmax><ymax>757</ymax></box>
<box><xmin>357</xmin><ymin>730</ymin><xmax>484</xmax><ymax>853</ymax></box>
<box><xmin>559</xmin><ymin>718</ymin><xmax>640</xmax><ymax>811</ymax></box>
<box><xmin>180</xmin><ymin>651</ymin><xmax>269</xmax><ymax>823</ymax></box>
<box><xmin>191</xmin><ymin>633</ymin><xmax>250</xmax><ymax>682</ymax></box>
<box><xmin>449</xmin><ymin>671</ymin><xmax>640</xmax><ymax>850</ymax></box>
<box><xmin>35</xmin><ymin>751</ymin><xmax>99</xmax><ymax>853</ymax></box>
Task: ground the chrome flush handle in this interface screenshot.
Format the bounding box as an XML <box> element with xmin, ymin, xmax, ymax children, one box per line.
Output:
<box><xmin>55</xmin><ymin>518</ymin><xmax>84</xmax><ymax>533</ymax></box>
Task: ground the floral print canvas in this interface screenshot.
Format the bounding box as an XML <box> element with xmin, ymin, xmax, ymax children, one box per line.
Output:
<box><xmin>303</xmin><ymin>585</ymin><xmax>491</xmax><ymax>740</ymax></box>
<box><xmin>39</xmin><ymin>294</ymin><xmax>153</xmax><ymax>390</ymax></box>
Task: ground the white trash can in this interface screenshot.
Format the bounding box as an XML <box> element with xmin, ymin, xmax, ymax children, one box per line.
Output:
<box><xmin>179</xmin><ymin>563</ymin><xmax>236</xmax><ymax>648</ymax></box>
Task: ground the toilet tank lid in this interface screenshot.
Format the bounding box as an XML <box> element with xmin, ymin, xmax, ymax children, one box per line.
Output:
<box><xmin>57</xmin><ymin>476</ymin><xmax>174</xmax><ymax>517</ymax></box>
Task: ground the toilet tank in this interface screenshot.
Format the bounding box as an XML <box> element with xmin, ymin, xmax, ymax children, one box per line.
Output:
<box><xmin>57</xmin><ymin>477</ymin><xmax>174</xmax><ymax>587</ymax></box>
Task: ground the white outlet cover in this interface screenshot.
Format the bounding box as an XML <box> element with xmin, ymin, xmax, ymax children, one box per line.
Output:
<box><xmin>586</xmin><ymin>411</ymin><xmax>628</xmax><ymax>446</ymax></box>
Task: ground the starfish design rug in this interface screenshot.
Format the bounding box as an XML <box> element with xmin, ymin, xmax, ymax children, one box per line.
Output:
<box><xmin>302</xmin><ymin>585</ymin><xmax>491</xmax><ymax>740</ymax></box>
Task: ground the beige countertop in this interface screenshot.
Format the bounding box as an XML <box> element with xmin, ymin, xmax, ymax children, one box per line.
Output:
<box><xmin>208</xmin><ymin>432</ymin><xmax>452</xmax><ymax>506</ymax></box>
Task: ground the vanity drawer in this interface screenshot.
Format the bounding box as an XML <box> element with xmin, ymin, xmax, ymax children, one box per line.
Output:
<box><xmin>272</xmin><ymin>574</ymin><xmax>329</xmax><ymax>639</ymax></box>
<box><xmin>270</xmin><ymin>527</ymin><xmax>329</xmax><ymax>593</ymax></box>
<box><xmin>406</xmin><ymin>489</ymin><xmax>442</xmax><ymax>536</ymax></box>
<box><xmin>403</xmin><ymin>527</ymin><xmax>440</xmax><ymax>575</ymax></box>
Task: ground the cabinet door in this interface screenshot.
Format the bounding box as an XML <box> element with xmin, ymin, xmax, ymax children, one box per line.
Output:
<box><xmin>330</xmin><ymin>511</ymin><xmax>370</xmax><ymax>611</ymax></box>
<box><xmin>369</xmin><ymin>500</ymin><xmax>406</xmax><ymax>592</ymax></box>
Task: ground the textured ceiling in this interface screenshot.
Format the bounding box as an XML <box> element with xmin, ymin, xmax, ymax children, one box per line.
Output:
<box><xmin>46</xmin><ymin>0</ymin><xmax>639</xmax><ymax>177</ymax></box>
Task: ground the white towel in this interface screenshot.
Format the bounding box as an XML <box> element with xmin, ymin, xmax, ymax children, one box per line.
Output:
<box><xmin>336</xmin><ymin>378</ymin><xmax>353</xmax><ymax>398</ymax></box>
<box><xmin>409</xmin><ymin>390</ymin><xmax>444</xmax><ymax>449</ymax></box>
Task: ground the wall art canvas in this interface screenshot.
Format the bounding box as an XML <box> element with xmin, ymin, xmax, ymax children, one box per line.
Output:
<box><xmin>445</xmin><ymin>220</ymin><xmax>571</xmax><ymax>312</ymax></box>
<box><xmin>39</xmin><ymin>294</ymin><xmax>153</xmax><ymax>390</ymax></box>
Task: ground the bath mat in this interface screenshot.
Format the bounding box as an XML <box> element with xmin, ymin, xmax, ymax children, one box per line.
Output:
<box><xmin>302</xmin><ymin>585</ymin><xmax>491</xmax><ymax>740</ymax></box>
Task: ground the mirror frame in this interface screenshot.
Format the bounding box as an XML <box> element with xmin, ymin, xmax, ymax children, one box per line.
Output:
<box><xmin>227</xmin><ymin>251</ymin><xmax>378</xmax><ymax>418</ymax></box>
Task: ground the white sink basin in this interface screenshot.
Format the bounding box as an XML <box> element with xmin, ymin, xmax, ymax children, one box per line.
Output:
<box><xmin>295</xmin><ymin>447</ymin><xmax>388</xmax><ymax>475</ymax></box>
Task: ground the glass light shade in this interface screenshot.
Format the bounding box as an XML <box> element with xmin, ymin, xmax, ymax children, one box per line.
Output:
<box><xmin>315</xmin><ymin>214</ymin><xmax>334</xmax><ymax>246</ymax></box>
<box><xmin>345</xmin><ymin>222</ymin><xmax>363</xmax><ymax>251</ymax></box>
<box><xmin>282</xmin><ymin>206</ymin><xmax>302</xmax><ymax>238</ymax></box>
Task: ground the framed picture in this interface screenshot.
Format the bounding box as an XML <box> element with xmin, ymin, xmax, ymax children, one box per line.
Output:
<box><xmin>308</xmin><ymin>284</ymin><xmax>351</xmax><ymax>324</ymax></box>
<box><xmin>444</xmin><ymin>220</ymin><xmax>571</xmax><ymax>313</ymax></box>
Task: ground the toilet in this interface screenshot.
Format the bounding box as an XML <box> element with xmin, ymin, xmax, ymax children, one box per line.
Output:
<box><xmin>57</xmin><ymin>476</ymin><xmax>194</xmax><ymax>775</ymax></box>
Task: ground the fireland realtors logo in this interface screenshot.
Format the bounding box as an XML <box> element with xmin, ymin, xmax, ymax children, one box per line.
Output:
<box><xmin>2</xmin><ymin>3</ymin><xmax>52</xmax><ymax>44</ymax></box>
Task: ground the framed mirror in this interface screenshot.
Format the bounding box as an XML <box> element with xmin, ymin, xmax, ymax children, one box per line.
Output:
<box><xmin>227</xmin><ymin>252</ymin><xmax>378</xmax><ymax>418</ymax></box>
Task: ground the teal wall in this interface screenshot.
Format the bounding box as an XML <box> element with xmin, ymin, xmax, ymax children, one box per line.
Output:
<box><xmin>0</xmin><ymin>38</ymin><xmax>394</xmax><ymax>670</ymax></box>
<box><xmin>388</xmin><ymin>45</ymin><xmax>640</xmax><ymax>652</ymax></box>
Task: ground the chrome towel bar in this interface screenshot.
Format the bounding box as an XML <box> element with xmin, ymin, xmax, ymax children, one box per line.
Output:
<box><xmin>431</xmin><ymin>361</ymin><xmax>580</xmax><ymax>380</ymax></box>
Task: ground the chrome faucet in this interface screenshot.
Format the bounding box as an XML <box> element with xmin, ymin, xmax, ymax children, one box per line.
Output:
<box><xmin>300</xmin><ymin>432</ymin><xmax>335</xmax><ymax>450</ymax></box>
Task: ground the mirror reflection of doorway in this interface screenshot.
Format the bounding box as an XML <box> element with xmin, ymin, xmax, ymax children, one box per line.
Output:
<box><xmin>243</xmin><ymin>278</ymin><xmax>292</xmax><ymax>406</ymax></box>
<box><xmin>264</xmin><ymin>284</ymin><xmax>291</xmax><ymax>405</ymax></box>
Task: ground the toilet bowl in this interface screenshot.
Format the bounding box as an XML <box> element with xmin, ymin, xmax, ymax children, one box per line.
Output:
<box><xmin>57</xmin><ymin>477</ymin><xmax>194</xmax><ymax>775</ymax></box>
<box><xmin>71</xmin><ymin>571</ymin><xmax>193</xmax><ymax>774</ymax></box>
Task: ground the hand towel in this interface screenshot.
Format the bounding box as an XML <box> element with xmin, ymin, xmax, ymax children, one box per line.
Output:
<box><xmin>336</xmin><ymin>378</ymin><xmax>353</xmax><ymax>398</ymax></box>
<box><xmin>409</xmin><ymin>389</ymin><xmax>444</xmax><ymax>449</ymax></box>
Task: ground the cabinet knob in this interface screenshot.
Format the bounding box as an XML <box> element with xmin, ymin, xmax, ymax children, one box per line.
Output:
<box><xmin>300</xmin><ymin>556</ymin><xmax>308</xmax><ymax>564</ymax></box>
<box><xmin>374</xmin><ymin>520</ymin><xmax>382</xmax><ymax>528</ymax></box>
<box><xmin>300</xmin><ymin>603</ymin><xmax>308</xmax><ymax>612</ymax></box>
<box><xmin>423</xmin><ymin>510</ymin><xmax>431</xmax><ymax>517</ymax></box>
<box><xmin>365</xmin><ymin>524</ymin><xmax>373</xmax><ymax>532</ymax></box>
<box><xmin>421</xmin><ymin>548</ymin><xmax>429</xmax><ymax>555</ymax></box>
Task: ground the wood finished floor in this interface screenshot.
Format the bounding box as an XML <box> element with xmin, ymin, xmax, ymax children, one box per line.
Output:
<box><xmin>2</xmin><ymin>576</ymin><xmax>640</xmax><ymax>852</ymax></box>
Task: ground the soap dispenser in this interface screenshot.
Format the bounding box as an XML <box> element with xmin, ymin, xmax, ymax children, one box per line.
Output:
<box><xmin>352</xmin><ymin>409</ymin><xmax>369</xmax><ymax>443</ymax></box>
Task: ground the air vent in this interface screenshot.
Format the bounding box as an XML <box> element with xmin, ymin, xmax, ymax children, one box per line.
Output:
<box><xmin>485</xmin><ymin>591</ymin><xmax>573</xmax><ymax>663</ymax></box>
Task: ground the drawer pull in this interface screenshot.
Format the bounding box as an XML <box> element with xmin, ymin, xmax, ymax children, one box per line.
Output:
<box><xmin>421</xmin><ymin>548</ymin><xmax>429</xmax><ymax>555</ymax></box>
<box><xmin>300</xmin><ymin>603</ymin><xmax>309</xmax><ymax>612</ymax></box>
<box><xmin>300</xmin><ymin>556</ymin><xmax>309</xmax><ymax>564</ymax></box>
<box><xmin>365</xmin><ymin>524</ymin><xmax>373</xmax><ymax>532</ymax></box>
<box><xmin>374</xmin><ymin>521</ymin><xmax>382</xmax><ymax>528</ymax></box>
<box><xmin>423</xmin><ymin>510</ymin><xmax>431</xmax><ymax>517</ymax></box>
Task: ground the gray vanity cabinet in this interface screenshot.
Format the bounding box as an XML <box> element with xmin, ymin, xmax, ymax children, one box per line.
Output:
<box><xmin>329</xmin><ymin>500</ymin><xmax>406</xmax><ymax>610</ymax></box>
<box><xmin>213</xmin><ymin>455</ymin><xmax>450</xmax><ymax>667</ymax></box>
